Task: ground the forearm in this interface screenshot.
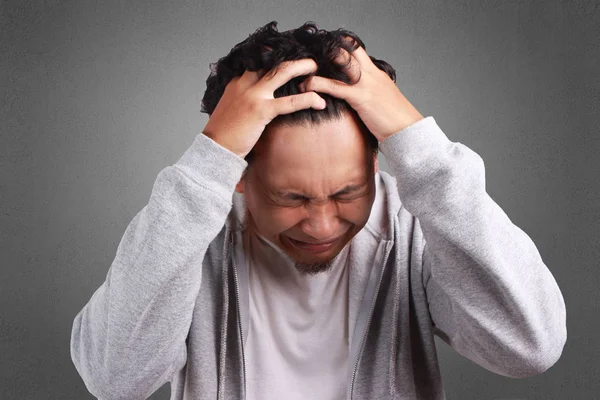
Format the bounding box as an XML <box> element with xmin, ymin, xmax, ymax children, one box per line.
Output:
<box><xmin>379</xmin><ymin>117</ymin><xmax>567</xmax><ymax>377</ymax></box>
<box><xmin>70</xmin><ymin>133</ymin><xmax>247</xmax><ymax>398</ymax></box>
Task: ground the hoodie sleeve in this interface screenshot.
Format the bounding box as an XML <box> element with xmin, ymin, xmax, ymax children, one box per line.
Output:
<box><xmin>378</xmin><ymin>116</ymin><xmax>567</xmax><ymax>379</ymax></box>
<box><xmin>70</xmin><ymin>133</ymin><xmax>248</xmax><ymax>400</ymax></box>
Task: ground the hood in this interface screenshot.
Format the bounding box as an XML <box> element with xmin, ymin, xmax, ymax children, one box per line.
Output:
<box><xmin>220</xmin><ymin>170</ymin><xmax>404</xmax><ymax>399</ymax></box>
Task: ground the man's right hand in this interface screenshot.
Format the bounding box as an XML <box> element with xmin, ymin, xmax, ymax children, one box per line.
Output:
<box><xmin>201</xmin><ymin>58</ymin><xmax>327</xmax><ymax>159</ymax></box>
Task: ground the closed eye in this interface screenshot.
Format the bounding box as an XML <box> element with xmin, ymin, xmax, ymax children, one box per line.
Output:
<box><xmin>286</xmin><ymin>192</ymin><xmax>361</xmax><ymax>203</ymax></box>
<box><xmin>286</xmin><ymin>194</ymin><xmax>309</xmax><ymax>201</ymax></box>
<box><xmin>279</xmin><ymin>185</ymin><xmax>367</xmax><ymax>202</ymax></box>
<box><xmin>334</xmin><ymin>192</ymin><xmax>362</xmax><ymax>202</ymax></box>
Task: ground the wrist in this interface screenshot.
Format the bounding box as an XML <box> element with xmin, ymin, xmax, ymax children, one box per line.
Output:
<box><xmin>201</xmin><ymin>132</ymin><xmax>249</xmax><ymax>160</ymax></box>
<box><xmin>379</xmin><ymin>111</ymin><xmax>425</xmax><ymax>142</ymax></box>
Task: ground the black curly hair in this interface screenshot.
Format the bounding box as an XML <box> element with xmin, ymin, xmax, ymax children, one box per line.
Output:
<box><xmin>201</xmin><ymin>21</ymin><xmax>397</xmax><ymax>164</ymax></box>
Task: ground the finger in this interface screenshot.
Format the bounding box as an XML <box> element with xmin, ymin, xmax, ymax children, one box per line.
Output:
<box><xmin>240</xmin><ymin>69</ymin><xmax>263</xmax><ymax>87</ymax></box>
<box><xmin>331</xmin><ymin>47</ymin><xmax>361</xmax><ymax>84</ymax></box>
<box><xmin>347</xmin><ymin>45</ymin><xmax>372</xmax><ymax>67</ymax></box>
<box><xmin>271</xmin><ymin>91</ymin><xmax>326</xmax><ymax>117</ymax></box>
<box><xmin>299</xmin><ymin>76</ymin><xmax>353</xmax><ymax>101</ymax></box>
<box><xmin>258</xmin><ymin>58</ymin><xmax>319</xmax><ymax>93</ymax></box>
<box><xmin>340</xmin><ymin>35</ymin><xmax>372</xmax><ymax>67</ymax></box>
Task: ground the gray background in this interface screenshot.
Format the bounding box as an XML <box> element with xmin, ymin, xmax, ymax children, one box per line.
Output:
<box><xmin>1</xmin><ymin>0</ymin><xmax>598</xmax><ymax>399</ymax></box>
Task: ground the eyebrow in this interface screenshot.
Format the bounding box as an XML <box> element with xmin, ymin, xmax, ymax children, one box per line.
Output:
<box><xmin>276</xmin><ymin>183</ymin><xmax>366</xmax><ymax>199</ymax></box>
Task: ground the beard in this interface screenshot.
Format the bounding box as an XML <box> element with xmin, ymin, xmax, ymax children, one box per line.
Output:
<box><xmin>293</xmin><ymin>260</ymin><xmax>334</xmax><ymax>275</ymax></box>
<box><xmin>243</xmin><ymin>205</ymin><xmax>348</xmax><ymax>276</ymax></box>
<box><xmin>292</xmin><ymin>245</ymin><xmax>348</xmax><ymax>275</ymax></box>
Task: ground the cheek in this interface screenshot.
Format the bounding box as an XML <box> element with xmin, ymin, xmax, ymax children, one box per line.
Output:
<box><xmin>339</xmin><ymin>199</ymin><xmax>373</xmax><ymax>224</ymax></box>
<box><xmin>250</xmin><ymin>205</ymin><xmax>305</xmax><ymax>234</ymax></box>
<box><xmin>271</xmin><ymin>209</ymin><xmax>305</xmax><ymax>232</ymax></box>
<box><xmin>244</xmin><ymin>185</ymin><xmax>307</xmax><ymax>234</ymax></box>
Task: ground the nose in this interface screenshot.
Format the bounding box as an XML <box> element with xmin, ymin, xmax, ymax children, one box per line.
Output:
<box><xmin>300</xmin><ymin>200</ymin><xmax>340</xmax><ymax>241</ymax></box>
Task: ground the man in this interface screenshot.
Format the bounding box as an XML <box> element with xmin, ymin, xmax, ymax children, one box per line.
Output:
<box><xmin>70</xmin><ymin>21</ymin><xmax>567</xmax><ymax>399</ymax></box>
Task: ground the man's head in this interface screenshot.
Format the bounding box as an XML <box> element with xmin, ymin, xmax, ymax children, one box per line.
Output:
<box><xmin>236</xmin><ymin>110</ymin><xmax>379</xmax><ymax>275</ymax></box>
<box><xmin>201</xmin><ymin>21</ymin><xmax>396</xmax><ymax>274</ymax></box>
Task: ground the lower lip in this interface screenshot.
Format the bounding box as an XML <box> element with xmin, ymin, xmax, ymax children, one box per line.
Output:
<box><xmin>287</xmin><ymin>237</ymin><xmax>338</xmax><ymax>253</ymax></box>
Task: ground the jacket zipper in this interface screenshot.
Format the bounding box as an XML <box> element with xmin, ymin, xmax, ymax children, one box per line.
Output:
<box><xmin>348</xmin><ymin>243</ymin><xmax>392</xmax><ymax>399</ymax></box>
<box><xmin>231</xmin><ymin>234</ymin><xmax>247</xmax><ymax>399</ymax></box>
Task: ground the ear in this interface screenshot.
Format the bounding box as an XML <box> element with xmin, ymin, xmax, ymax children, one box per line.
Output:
<box><xmin>235</xmin><ymin>179</ymin><xmax>245</xmax><ymax>194</ymax></box>
<box><xmin>373</xmin><ymin>153</ymin><xmax>379</xmax><ymax>174</ymax></box>
<box><xmin>235</xmin><ymin>170</ymin><xmax>247</xmax><ymax>194</ymax></box>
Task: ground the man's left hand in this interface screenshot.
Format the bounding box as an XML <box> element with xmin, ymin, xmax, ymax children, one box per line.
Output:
<box><xmin>298</xmin><ymin>37</ymin><xmax>424</xmax><ymax>142</ymax></box>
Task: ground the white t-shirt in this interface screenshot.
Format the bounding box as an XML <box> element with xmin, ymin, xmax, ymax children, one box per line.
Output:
<box><xmin>244</xmin><ymin>230</ymin><xmax>351</xmax><ymax>400</ymax></box>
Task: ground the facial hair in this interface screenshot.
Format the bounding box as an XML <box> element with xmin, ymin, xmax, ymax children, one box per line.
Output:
<box><xmin>244</xmin><ymin>203</ymin><xmax>346</xmax><ymax>276</ymax></box>
<box><xmin>293</xmin><ymin>243</ymin><xmax>350</xmax><ymax>275</ymax></box>
<box><xmin>293</xmin><ymin>260</ymin><xmax>334</xmax><ymax>276</ymax></box>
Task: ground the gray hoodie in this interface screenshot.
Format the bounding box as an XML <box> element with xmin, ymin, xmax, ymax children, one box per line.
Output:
<box><xmin>70</xmin><ymin>116</ymin><xmax>567</xmax><ymax>400</ymax></box>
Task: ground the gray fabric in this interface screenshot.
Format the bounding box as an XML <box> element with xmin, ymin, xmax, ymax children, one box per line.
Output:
<box><xmin>70</xmin><ymin>116</ymin><xmax>567</xmax><ymax>399</ymax></box>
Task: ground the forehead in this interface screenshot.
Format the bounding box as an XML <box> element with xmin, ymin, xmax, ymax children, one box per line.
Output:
<box><xmin>251</xmin><ymin>113</ymin><xmax>372</xmax><ymax>189</ymax></box>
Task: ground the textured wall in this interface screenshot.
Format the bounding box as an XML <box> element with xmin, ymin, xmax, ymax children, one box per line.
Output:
<box><xmin>2</xmin><ymin>0</ymin><xmax>598</xmax><ymax>398</ymax></box>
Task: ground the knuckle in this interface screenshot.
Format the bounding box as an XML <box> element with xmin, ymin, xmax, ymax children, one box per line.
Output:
<box><xmin>281</xmin><ymin>59</ymin><xmax>295</xmax><ymax>69</ymax></box>
<box><xmin>262</xmin><ymin>67</ymin><xmax>277</xmax><ymax>81</ymax></box>
<box><xmin>289</xmin><ymin>94</ymin><xmax>300</xmax><ymax>107</ymax></box>
<box><xmin>246</xmin><ymin>96</ymin><xmax>261</xmax><ymax>114</ymax></box>
<box><xmin>273</xmin><ymin>62</ymin><xmax>290</xmax><ymax>76</ymax></box>
<box><xmin>303</xmin><ymin>58</ymin><xmax>318</xmax><ymax>70</ymax></box>
<box><xmin>303</xmin><ymin>77</ymin><xmax>313</xmax><ymax>91</ymax></box>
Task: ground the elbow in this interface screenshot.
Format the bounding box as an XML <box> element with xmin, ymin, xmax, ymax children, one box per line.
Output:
<box><xmin>510</xmin><ymin>322</ymin><xmax>567</xmax><ymax>379</ymax></box>
<box><xmin>71</xmin><ymin>355</ymin><xmax>156</xmax><ymax>400</ymax></box>
<box><xmin>71</xmin><ymin>317</ymin><xmax>144</xmax><ymax>400</ymax></box>
<box><xmin>531</xmin><ymin>324</ymin><xmax>567</xmax><ymax>377</ymax></box>
<box><xmin>71</xmin><ymin>353</ymin><xmax>152</xmax><ymax>400</ymax></box>
<box><xmin>511</xmin><ymin>282</ymin><xmax>568</xmax><ymax>379</ymax></box>
<box><xmin>479</xmin><ymin>315</ymin><xmax>567</xmax><ymax>379</ymax></box>
<box><xmin>527</xmin><ymin>296</ymin><xmax>568</xmax><ymax>377</ymax></box>
<box><xmin>71</xmin><ymin>318</ymin><xmax>112</xmax><ymax>399</ymax></box>
<box><xmin>71</xmin><ymin>319</ymin><xmax>181</xmax><ymax>400</ymax></box>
